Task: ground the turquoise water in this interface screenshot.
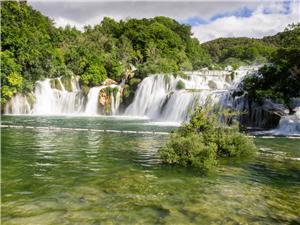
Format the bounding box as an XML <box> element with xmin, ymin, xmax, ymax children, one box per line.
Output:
<box><xmin>2</xmin><ymin>116</ymin><xmax>300</xmax><ymax>224</ymax></box>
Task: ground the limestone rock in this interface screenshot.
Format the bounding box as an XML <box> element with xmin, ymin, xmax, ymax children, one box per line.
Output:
<box><xmin>102</xmin><ymin>79</ymin><xmax>117</xmax><ymax>86</ymax></box>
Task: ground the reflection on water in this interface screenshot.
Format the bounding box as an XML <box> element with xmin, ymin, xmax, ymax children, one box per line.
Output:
<box><xmin>1</xmin><ymin>117</ymin><xmax>300</xmax><ymax>225</ymax></box>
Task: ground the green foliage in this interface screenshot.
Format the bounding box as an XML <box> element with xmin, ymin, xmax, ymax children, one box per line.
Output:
<box><xmin>105</xmin><ymin>86</ymin><xmax>113</xmax><ymax>95</ymax></box>
<box><xmin>159</xmin><ymin>106</ymin><xmax>256</xmax><ymax>172</ymax></box>
<box><xmin>105</xmin><ymin>59</ymin><xmax>122</xmax><ymax>81</ymax></box>
<box><xmin>202</xmin><ymin>37</ymin><xmax>276</xmax><ymax>66</ymax></box>
<box><xmin>243</xmin><ymin>47</ymin><xmax>300</xmax><ymax>107</ymax></box>
<box><xmin>176</xmin><ymin>80</ymin><xmax>185</xmax><ymax>90</ymax></box>
<box><xmin>160</xmin><ymin>133</ymin><xmax>218</xmax><ymax>171</ymax></box>
<box><xmin>262</xmin><ymin>23</ymin><xmax>300</xmax><ymax>48</ymax></box>
<box><xmin>202</xmin><ymin>23</ymin><xmax>300</xmax><ymax>67</ymax></box>
<box><xmin>1</xmin><ymin>50</ymin><xmax>23</xmax><ymax>104</ymax></box>
<box><xmin>81</xmin><ymin>64</ymin><xmax>107</xmax><ymax>86</ymax></box>
<box><xmin>1</xmin><ymin>0</ymin><xmax>299</xmax><ymax>112</ymax></box>
<box><xmin>112</xmin><ymin>87</ymin><xmax>119</xmax><ymax>98</ymax></box>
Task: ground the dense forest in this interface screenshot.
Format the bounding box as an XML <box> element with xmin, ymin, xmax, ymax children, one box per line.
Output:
<box><xmin>0</xmin><ymin>1</ymin><xmax>210</xmax><ymax>106</ymax></box>
<box><xmin>202</xmin><ymin>24</ymin><xmax>300</xmax><ymax>68</ymax></box>
<box><xmin>1</xmin><ymin>1</ymin><xmax>300</xmax><ymax>109</ymax></box>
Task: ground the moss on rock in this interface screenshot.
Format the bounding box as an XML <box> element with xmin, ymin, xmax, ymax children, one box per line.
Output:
<box><xmin>61</xmin><ymin>76</ymin><xmax>72</xmax><ymax>92</ymax></box>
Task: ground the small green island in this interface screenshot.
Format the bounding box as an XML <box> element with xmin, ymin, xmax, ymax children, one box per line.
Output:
<box><xmin>1</xmin><ymin>1</ymin><xmax>300</xmax><ymax>224</ymax></box>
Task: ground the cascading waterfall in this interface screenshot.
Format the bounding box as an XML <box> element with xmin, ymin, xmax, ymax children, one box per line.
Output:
<box><xmin>4</xmin><ymin>94</ymin><xmax>31</xmax><ymax>115</ymax></box>
<box><xmin>125</xmin><ymin>70</ymin><xmax>238</xmax><ymax>122</ymax></box>
<box><xmin>5</xmin><ymin>76</ymin><xmax>122</xmax><ymax>116</ymax></box>
<box><xmin>255</xmin><ymin>107</ymin><xmax>300</xmax><ymax>136</ymax></box>
<box><xmin>32</xmin><ymin>78</ymin><xmax>86</xmax><ymax>115</ymax></box>
<box><xmin>4</xmin><ymin>66</ymin><xmax>300</xmax><ymax>135</ymax></box>
<box><xmin>85</xmin><ymin>87</ymin><xmax>105</xmax><ymax>115</ymax></box>
<box><xmin>110</xmin><ymin>86</ymin><xmax>121</xmax><ymax>115</ymax></box>
<box><xmin>276</xmin><ymin>107</ymin><xmax>300</xmax><ymax>135</ymax></box>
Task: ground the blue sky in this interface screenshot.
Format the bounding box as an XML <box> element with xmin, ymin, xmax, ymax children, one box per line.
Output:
<box><xmin>29</xmin><ymin>0</ymin><xmax>300</xmax><ymax>42</ymax></box>
<box><xmin>181</xmin><ymin>6</ymin><xmax>254</xmax><ymax>26</ymax></box>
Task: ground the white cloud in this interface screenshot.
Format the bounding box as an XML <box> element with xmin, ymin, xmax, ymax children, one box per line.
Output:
<box><xmin>192</xmin><ymin>1</ymin><xmax>300</xmax><ymax>43</ymax></box>
<box><xmin>29</xmin><ymin>1</ymin><xmax>262</xmax><ymax>26</ymax></box>
<box><xmin>29</xmin><ymin>1</ymin><xmax>299</xmax><ymax>41</ymax></box>
<box><xmin>54</xmin><ymin>17</ymin><xmax>84</xmax><ymax>29</ymax></box>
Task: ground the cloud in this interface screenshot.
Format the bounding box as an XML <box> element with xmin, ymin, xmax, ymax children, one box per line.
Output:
<box><xmin>192</xmin><ymin>1</ymin><xmax>300</xmax><ymax>42</ymax></box>
<box><xmin>28</xmin><ymin>1</ymin><xmax>262</xmax><ymax>28</ymax></box>
<box><xmin>28</xmin><ymin>1</ymin><xmax>300</xmax><ymax>41</ymax></box>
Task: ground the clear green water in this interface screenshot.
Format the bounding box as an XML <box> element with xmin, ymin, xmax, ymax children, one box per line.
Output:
<box><xmin>2</xmin><ymin>116</ymin><xmax>300</xmax><ymax>225</ymax></box>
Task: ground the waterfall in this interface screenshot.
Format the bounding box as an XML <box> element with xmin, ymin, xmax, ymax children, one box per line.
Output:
<box><xmin>84</xmin><ymin>87</ymin><xmax>104</xmax><ymax>115</ymax></box>
<box><xmin>5</xmin><ymin>77</ymin><xmax>86</xmax><ymax>115</ymax></box>
<box><xmin>5</xmin><ymin>76</ymin><xmax>123</xmax><ymax>116</ymax></box>
<box><xmin>276</xmin><ymin>107</ymin><xmax>300</xmax><ymax>135</ymax></box>
<box><xmin>32</xmin><ymin>78</ymin><xmax>85</xmax><ymax>115</ymax></box>
<box><xmin>111</xmin><ymin>87</ymin><xmax>121</xmax><ymax>115</ymax></box>
<box><xmin>4</xmin><ymin>65</ymin><xmax>299</xmax><ymax>135</ymax></box>
<box><xmin>256</xmin><ymin>107</ymin><xmax>300</xmax><ymax>136</ymax></box>
<box><xmin>4</xmin><ymin>94</ymin><xmax>31</xmax><ymax>114</ymax></box>
<box><xmin>125</xmin><ymin>70</ymin><xmax>238</xmax><ymax>122</ymax></box>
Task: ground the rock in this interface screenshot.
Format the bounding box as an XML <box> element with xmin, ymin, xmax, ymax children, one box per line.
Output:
<box><xmin>291</xmin><ymin>98</ymin><xmax>300</xmax><ymax>111</ymax></box>
<box><xmin>208</xmin><ymin>80</ymin><xmax>217</xmax><ymax>90</ymax></box>
<box><xmin>102</xmin><ymin>79</ymin><xmax>117</xmax><ymax>86</ymax></box>
<box><xmin>99</xmin><ymin>89</ymin><xmax>110</xmax><ymax>106</ymax></box>
<box><xmin>262</xmin><ymin>99</ymin><xmax>289</xmax><ymax>116</ymax></box>
<box><xmin>98</xmin><ymin>87</ymin><xmax>113</xmax><ymax>115</ymax></box>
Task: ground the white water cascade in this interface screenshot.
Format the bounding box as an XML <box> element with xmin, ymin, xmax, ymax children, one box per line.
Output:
<box><xmin>5</xmin><ymin>66</ymin><xmax>300</xmax><ymax>135</ymax></box>
<box><xmin>5</xmin><ymin>76</ymin><xmax>122</xmax><ymax>116</ymax></box>
<box><xmin>256</xmin><ymin>107</ymin><xmax>300</xmax><ymax>136</ymax></box>
<box><xmin>85</xmin><ymin>87</ymin><xmax>105</xmax><ymax>115</ymax></box>
<box><xmin>276</xmin><ymin>107</ymin><xmax>300</xmax><ymax>135</ymax></box>
<box><xmin>125</xmin><ymin>69</ymin><xmax>248</xmax><ymax>122</ymax></box>
<box><xmin>4</xmin><ymin>94</ymin><xmax>31</xmax><ymax>114</ymax></box>
<box><xmin>33</xmin><ymin>78</ymin><xmax>85</xmax><ymax>115</ymax></box>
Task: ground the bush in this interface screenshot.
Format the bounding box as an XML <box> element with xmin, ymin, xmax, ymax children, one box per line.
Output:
<box><xmin>159</xmin><ymin>106</ymin><xmax>256</xmax><ymax>171</ymax></box>
<box><xmin>176</xmin><ymin>80</ymin><xmax>185</xmax><ymax>90</ymax></box>
<box><xmin>160</xmin><ymin>133</ymin><xmax>218</xmax><ymax>171</ymax></box>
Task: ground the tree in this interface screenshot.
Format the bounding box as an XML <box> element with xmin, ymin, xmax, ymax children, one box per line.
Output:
<box><xmin>81</xmin><ymin>64</ymin><xmax>107</xmax><ymax>86</ymax></box>
<box><xmin>1</xmin><ymin>50</ymin><xmax>23</xmax><ymax>104</ymax></box>
<box><xmin>159</xmin><ymin>106</ymin><xmax>256</xmax><ymax>171</ymax></box>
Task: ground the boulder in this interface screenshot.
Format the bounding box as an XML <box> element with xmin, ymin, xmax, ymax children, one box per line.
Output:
<box><xmin>262</xmin><ymin>99</ymin><xmax>289</xmax><ymax>116</ymax></box>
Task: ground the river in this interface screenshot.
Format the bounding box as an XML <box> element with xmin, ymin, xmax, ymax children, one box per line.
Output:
<box><xmin>2</xmin><ymin>116</ymin><xmax>300</xmax><ymax>224</ymax></box>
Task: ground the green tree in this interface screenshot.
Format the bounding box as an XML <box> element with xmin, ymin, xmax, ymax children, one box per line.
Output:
<box><xmin>159</xmin><ymin>106</ymin><xmax>256</xmax><ymax>171</ymax></box>
<box><xmin>81</xmin><ymin>64</ymin><xmax>107</xmax><ymax>86</ymax></box>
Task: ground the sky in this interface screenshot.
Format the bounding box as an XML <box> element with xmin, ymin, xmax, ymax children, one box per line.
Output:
<box><xmin>28</xmin><ymin>0</ymin><xmax>300</xmax><ymax>43</ymax></box>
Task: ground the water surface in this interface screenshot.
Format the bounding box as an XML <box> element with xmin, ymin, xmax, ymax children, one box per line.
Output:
<box><xmin>2</xmin><ymin>116</ymin><xmax>300</xmax><ymax>224</ymax></box>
